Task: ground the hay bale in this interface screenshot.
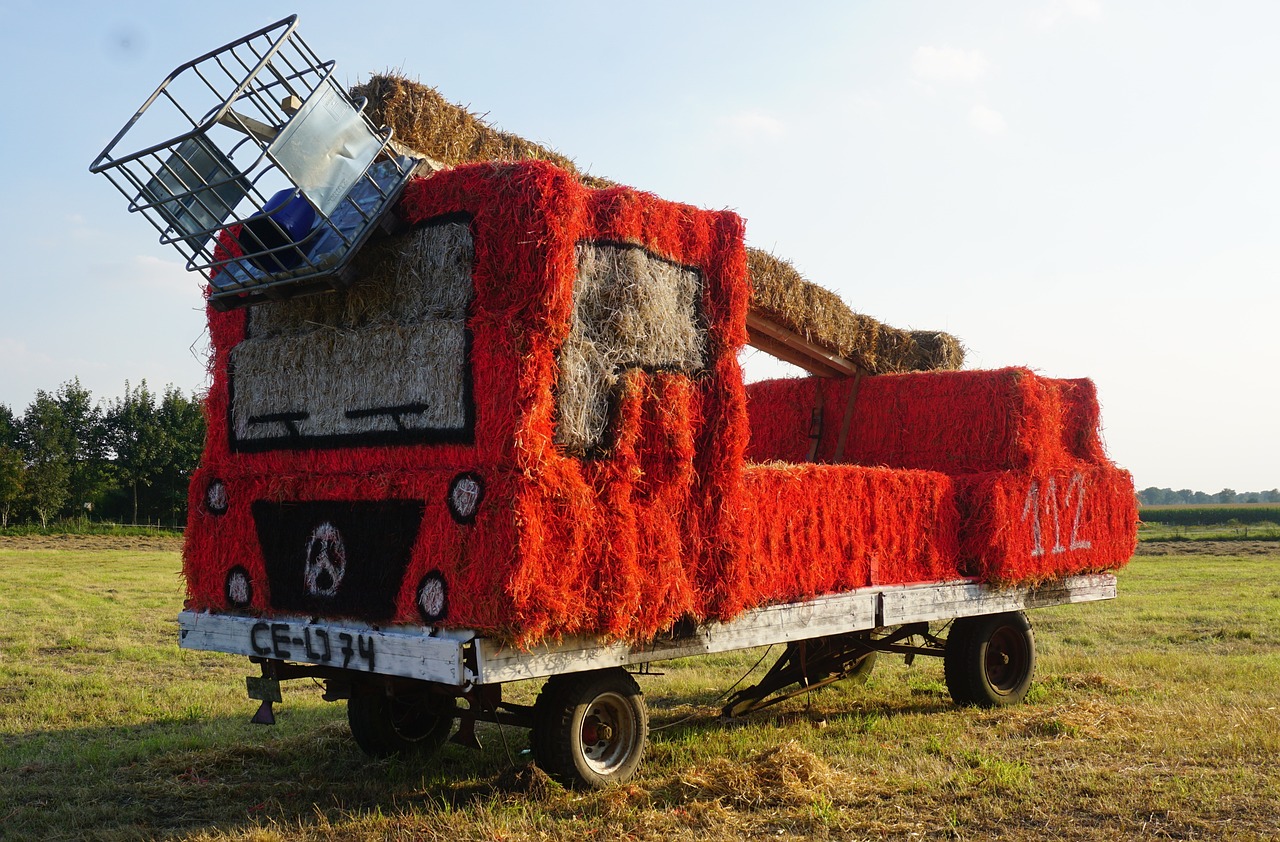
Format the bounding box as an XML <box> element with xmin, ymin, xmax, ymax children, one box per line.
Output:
<box><xmin>738</xmin><ymin>461</ymin><xmax>961</xmax><ymax>609</ymax></box>
<box><xmin>909</xmin><ymin>330</ymin><xmax>966</xmax><ymax>372</ymax></box>
<box><xmin>352</xmin><ymin>73</ymin><xmax>612</xmax><ymax>189</ymax></box>
<box><xmin>353</xmin><ymin>72</ymin><xmax>963</xmax><ymax>374</ymax></box>
<box><xmin>229</xmin><ymin>221</ymin><xmax>474</xmax><ymax>445</ymax></box>
<box><xmin>955</xmin><ymin>464</ymin><xmax>1139</xmax><ymax>583</ymax></box>
<box><xmin>745</xmin><ymin>367</ymin><xmax>1098</xmax><ymax>474</ymax></box>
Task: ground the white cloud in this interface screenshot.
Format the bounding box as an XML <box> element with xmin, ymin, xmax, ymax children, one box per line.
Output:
<box><xmin>99</xmin><ymin>253</ymin><xmax>200</xmax><ymax>299</ymax></box>
<box><xmin>133</xmin><ymin>253</ymin><xmax>187</xmax><ymax>278</ymax></box>
<box><xmin>0</xmin><ymin>338</ymin><xmax>53</xmax><ymax>370</ymax></box>
<box><xmin>1035</xmin><ymin>0</ymin><xmax>1103</xmax><ymax>29</ymax></box>
<box><xmin>969</xmin><ymin>104</ymin><xmax>1008</xmax><ymax>135</ymax></box>
<box><xmin>0</xmin><ymin>339</ymin><xmax>65</xmax><ymax>409</ymax></box>
<box><xmin>721</xmin><ymin>109</ymin><xmax>786</xmax><ymax>141</ymax></box>
<box><xmin>911</xmin><ymin>46</ymin><xmax>990</xmax><ymax>84</ymax></box>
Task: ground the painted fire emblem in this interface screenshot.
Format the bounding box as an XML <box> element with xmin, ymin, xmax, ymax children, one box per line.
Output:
<box><xmin>303</xmin><ymin>522</ymin><xmax>347</xmax><ymax>597</ymax></box>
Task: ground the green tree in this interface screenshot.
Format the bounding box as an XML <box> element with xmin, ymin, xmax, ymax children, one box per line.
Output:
<box><xmin>106</xmin><ymin>382</ymin><xmax>164</xmax><ymax>525</ymax></box>
<box><xmin>1218</xmin><ymin>488</ymin><xmax>1238</xmax><ymax>504</ymax></box>
<box><xmin>0</xmin><ymin>403</ymin><xmax>17</xmax><ymax>449</ymax></box>
<box><xmin>105</xmin><ymin>382</ymin><xmax>204</xmax><ymax>525</ymax></box>
<box><xmin>54</xmin><ymin>379</ymin><xmax>110</xmax><ymax>517</ymax></box>
<box><xmin>154</xmin><ymin>386</ymin><xmax>205</xmax><ymax>526</ymax></box>
<box><xmin>0</xmin><ymin>404</ymin><xmax>19</xmax><ymax>526</ymax></box>
<box><xmin>0</xmin><ymin>446</ymin><xmax>22</xmax><ymax>527</ymax></box>
<box><xmin>19</xmin><ymin>391</ymin><xmax>72</xmax><ymax>527</ymax></box>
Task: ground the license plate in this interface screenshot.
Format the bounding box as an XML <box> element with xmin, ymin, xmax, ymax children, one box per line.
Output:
<box><xmin>247</xmin><ymin>620</ymin><xmax>376</xmax><ymax>670</ymax></box>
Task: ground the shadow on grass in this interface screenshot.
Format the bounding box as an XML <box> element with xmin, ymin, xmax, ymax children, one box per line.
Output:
<box><xmin>2</xmin><ymin>686</ymin><xmax>958</xmax><ymax>840</ymax></box>
<box><xmin>647</xmin><ymin>685</ymin><xmax>955</xmax><ymax>742</ymax></box>
<box><xmin>0</xmin><ymin>709</ymin><xmax>534</xmax><ymax>841</ymax></box>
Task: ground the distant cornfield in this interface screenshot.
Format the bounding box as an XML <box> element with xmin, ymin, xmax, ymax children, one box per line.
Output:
<box><xmin>1140</xmin><ymin>504</ymin><xmax>1280</xmax><ymax>526</ymax></box>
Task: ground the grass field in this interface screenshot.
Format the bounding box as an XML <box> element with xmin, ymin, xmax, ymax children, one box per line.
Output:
<box><xmin>2</xmin><ymin>537</ymin><xmax>1278</xmax><ymax>841</ymax></box>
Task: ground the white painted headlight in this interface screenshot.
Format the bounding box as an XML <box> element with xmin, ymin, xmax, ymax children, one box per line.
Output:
<box><xmin>206</xmin><ymin>479</ymin><xmax>229</xmax><ymax>515</ymax></box>
<box><xmin>416</xmin><ymin>571</ymin><xmax>448</xmax><ymax>623</ymax></box>
<box><xmin>225</xmin><ymin>566</ymin><xmax>253</xmax><ymax>607</ymax></box>
<box><xmin>447</xmin><ymin>472</ymin><xmax>484</xmax><ymax>524</ymax></box>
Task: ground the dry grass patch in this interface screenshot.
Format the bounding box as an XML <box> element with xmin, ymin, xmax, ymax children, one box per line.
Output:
<box><xmin>670</xmin><ymin>741</ymin><xmax>854</xmax><ymax>809</ymax></box>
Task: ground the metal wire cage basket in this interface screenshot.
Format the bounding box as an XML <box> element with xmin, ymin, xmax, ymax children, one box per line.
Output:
<box><xmin>89</xmin><ymin>15</ymin><xmax>422</xmax><ymax>310</ymax></box>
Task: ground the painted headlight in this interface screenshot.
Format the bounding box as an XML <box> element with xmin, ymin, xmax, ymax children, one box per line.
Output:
<box><xmin>225</xmin><ymin>566</ymin><xmax>253</xmax><ymax>608</ymax></box>
<box><xmin>447</xmin><ymin>472</ymin><xmax>484</xmax><ymax>524</ymax></box>
<box><xmin>206</xmin><ymin>479</ymin><xmax>229</xmax><ymax>515</ymax></box>
<box><xmin>416</xmin><ymin>571</ymin><xmax>448</xmax><ymax>623</ymax></box>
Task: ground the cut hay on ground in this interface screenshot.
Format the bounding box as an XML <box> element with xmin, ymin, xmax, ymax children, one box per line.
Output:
<box><xmin>353</xmin><ymin>72</ymin><xmax>963</xmax><ymax>374</ymax></box>
<box><xmin>673</xmin><ymin>741</ymin><xmax>857</xmax><ymax>809</ymax></box>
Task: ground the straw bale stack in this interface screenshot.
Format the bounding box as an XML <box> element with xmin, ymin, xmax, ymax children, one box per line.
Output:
<box><xmin>745</xmin><ymin>367</ymin><xmax>1103</xmax><ymax>473</ymax></box>
<box><xmin>189</xmin><ymin>159</ymin><xmax>1134</xmax><ymax>643</ymax></box>
<box><xmin>741</xmin><ymin>366</ymin><xmax>1137</xmax><ymax>585</ymax></box>
<box><xmin>352</xmin><ymin>73</ymin><xmax>964</xmax><ymax>374</ymax></box>
<box><xmin>229</xmin><ymin>222</ymin><xmax>474</xmax><ymax>445</ymax></box>
<box><xmin>352</xmin><ymin>74</ymin><xmax>611</xmax><ymax>189</ymax></box>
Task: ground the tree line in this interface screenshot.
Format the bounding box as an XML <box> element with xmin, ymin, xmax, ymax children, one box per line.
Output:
<box><xmin>0</xmin><ymin>380</ymin><xmax>205</xmax><ymax>529</ymax></box>
<box><xmin>1137</xmin><ymin>487</ymin><xmax>1280</xmax><ymax>506</ymax></box>
<box><xmin>3</xmin><ymin>378</ymin><xmax>1275</xmax><ymax>527</ymax></box>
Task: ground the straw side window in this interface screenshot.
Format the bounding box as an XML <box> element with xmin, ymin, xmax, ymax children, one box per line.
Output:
<box><xmin>556</xmin><ymin>243</ymin><xmax>707</xmax><ymax>455</ymax></box>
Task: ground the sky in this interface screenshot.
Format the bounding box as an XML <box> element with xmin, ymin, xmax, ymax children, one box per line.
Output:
<box><xmin>0</xmin><ymin>0</ymin><xmax>1276</xmax><ymax>493</ymax></box>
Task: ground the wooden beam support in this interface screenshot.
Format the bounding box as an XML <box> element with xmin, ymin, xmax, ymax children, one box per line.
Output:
<box><xmin>215</xmin><ymin>110</ymin><xmax>279</xmax><ymax>144</ymax></box>
<box><xmin>746</xmin><ymin>309</ymin><xmax>864</xmax><ymax>378</ymax></box>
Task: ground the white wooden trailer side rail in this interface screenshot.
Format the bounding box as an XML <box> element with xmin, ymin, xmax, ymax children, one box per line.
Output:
<box><xmin>877</xmin><ymin>572</ymin><xmax>1117</xmax><ymax>627</ymax></box>
<box><xmin>473</xmin><ymin>573</ymin><xmax>1116</xmax><ymax>684</ymax></box>
<box><xmin>177</xmin><ymin>573</ymin><xmax>1116</xmax><ymax>687</ymax></box>
<box><xmin>178</xmin><ymin>611</ymin><xmax>470</xmax><ymax>685</ymax></box>
<box><xmin>472</xmin><ymin>586</ymin><xmax>879</xmax><ymax>684</ymax></box>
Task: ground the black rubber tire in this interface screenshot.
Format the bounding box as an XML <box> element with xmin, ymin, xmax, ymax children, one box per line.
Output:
<box><xmin>347</xmin><ymin>690</ymin><xmax>457</xmax><ymax>759</ymax></box>
<box><xmin>531</xmin><ymin>668</ymin><xmax>648</xmax><ymax>789</ymax></box>
<box><xmin>529</xmin><ymin>675</ymin><xmax>567</xmax><ymax>768</ymax></box>
<box><xmin>944</xmin><ymin>611</ymin><xmax>1036</xmax><ymax>708</ymax></box>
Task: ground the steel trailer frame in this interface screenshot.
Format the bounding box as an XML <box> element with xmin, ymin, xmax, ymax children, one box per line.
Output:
<box><xmin>179</xmin><ymin>571</ymin><xmax>1115</xmax><ymax>785</ymax></box>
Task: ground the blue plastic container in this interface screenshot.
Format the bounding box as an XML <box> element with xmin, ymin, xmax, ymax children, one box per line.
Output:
<box><xmin>240</xmin><ymin>188</ymin><xmax>317</xmax><ymax>273</ymax></box>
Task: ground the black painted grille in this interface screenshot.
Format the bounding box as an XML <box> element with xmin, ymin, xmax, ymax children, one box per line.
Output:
<box><xmin>252</xmin><ymin>500</ymin><xmax>425</xmax><ymax>622</ymax></box>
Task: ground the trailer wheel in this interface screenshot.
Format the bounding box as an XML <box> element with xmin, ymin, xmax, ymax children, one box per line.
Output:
<box><xmin>531</xmin><ymin>668</ymin><xmax>648</xmax><ymax>788</ymax></box>
<box><xmin>347</xmin><ymin>691</ymin><xmax>457</xmax><ymax>759</ymax></box>
<box><xmin>944</xmin><ymin>611</ymin><xmax>1036</xmax><ymax>708</ymax></box>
